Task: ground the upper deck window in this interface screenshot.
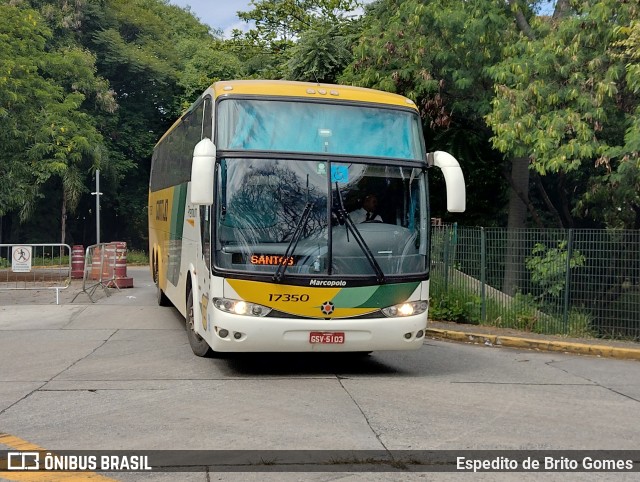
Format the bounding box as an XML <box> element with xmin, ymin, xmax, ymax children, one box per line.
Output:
<box><xmin>216</xmin><ymin>98</ymin><xmax>424</xmax><ymax>161</ymax></box>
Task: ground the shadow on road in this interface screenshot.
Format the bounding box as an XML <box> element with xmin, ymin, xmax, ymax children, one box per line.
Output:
<box><xmin>212</xmin><ymin>351</ymin><xmax>414</xmax><ymax>377</ymax></box>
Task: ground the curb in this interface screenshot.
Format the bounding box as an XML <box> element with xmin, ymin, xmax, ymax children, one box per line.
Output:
<box><xmin>425</xmin><ymin>328</ymin><xmax>640</xmax><ymax>361</ymax></box>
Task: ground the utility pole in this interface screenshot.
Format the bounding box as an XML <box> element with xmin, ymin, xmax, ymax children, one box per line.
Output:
<box><xmin>91</xmin><ymin>169</ymin><xmax>102</xmax><ymax>244</ymax></box>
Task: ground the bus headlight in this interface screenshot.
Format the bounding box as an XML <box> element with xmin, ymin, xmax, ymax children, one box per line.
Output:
<box><xmin>213</xmin><ymin>298</ymin><xmax>272</xmax><ymax>317</ymax></box>
<box><xmin>382</xmin><ymin>300</ymin><xmax>429</xmax><ymax>318</ymax></box>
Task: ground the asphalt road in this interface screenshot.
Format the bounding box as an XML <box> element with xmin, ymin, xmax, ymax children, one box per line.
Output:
<box><xmin>1</xmin><ymin>267</ymin><xmax>639</xmax><ymax>481</ymax></box>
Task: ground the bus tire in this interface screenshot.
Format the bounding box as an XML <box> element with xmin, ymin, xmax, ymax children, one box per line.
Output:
<box><xmin>157</xmin><ymin>284</ymin><xmax>171</xmax><ymax>307</ymax></box>
<box><xmin>186</xmin><ymin>289</ymin><xmax>212</xmax><ymax>357</ymax></box>
<box><xmin>154</xmin><ymin>258</ymin><xmax>171</xmax><ymax>307</ymax></box>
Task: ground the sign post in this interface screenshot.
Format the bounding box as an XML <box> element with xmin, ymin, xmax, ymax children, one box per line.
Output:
<box><xmin>91</xmin><ymin>169</ymin><xmax>103</xmax><ymax>244</ymax></box>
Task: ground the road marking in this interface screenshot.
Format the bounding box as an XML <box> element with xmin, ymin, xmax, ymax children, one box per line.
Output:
<box><xmin>0</xmin><ymin>433</ymin><xmax>117</xmax><ymax>481</ymax></box>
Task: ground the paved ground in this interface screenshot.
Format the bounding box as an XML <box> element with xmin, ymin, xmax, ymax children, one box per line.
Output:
<box><xmin>1</xmin><ymin>267</ymin><xmax>639</xmax><ymax>480</ymax></box>
<box><xmin>1</xmin><ymin>266</ymin><xmax>639</xmax><ymax>361</ymax></box>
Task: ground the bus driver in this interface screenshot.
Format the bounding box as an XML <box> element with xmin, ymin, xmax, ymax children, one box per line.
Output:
<box><xmin>350</xmin><ymin>194</ymin><xmax>382</xmax><ymax>223</ymax></box>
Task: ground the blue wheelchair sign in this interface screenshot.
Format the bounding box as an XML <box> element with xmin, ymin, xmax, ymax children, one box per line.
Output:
<box><xmin>331</xmin><ymin>165</ymin><xmax>349</xmax><ymax>184</ymax></box>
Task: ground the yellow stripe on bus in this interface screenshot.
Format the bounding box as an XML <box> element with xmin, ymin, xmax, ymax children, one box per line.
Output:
<box><xmin>0</xmin><ymin>433</ymin><xmax>117</xmax><ymax>482</ymax></box>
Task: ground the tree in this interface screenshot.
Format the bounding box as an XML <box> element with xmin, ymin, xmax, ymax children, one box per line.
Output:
<box><xmin>487</xmin><ymin>0</ymin><xmax>640</xmax><ymax>229</ymax></box>
<box><xmin>0</xmin><ymin>5</ymin><xmax>49</xmax><ymax>219</ymax></box>
<box><xmin>0</xmin><ymin>4</ymin><xmax>112</xmax><ymax>243</ymax></box>
<box><xmin>239</xmin><ymin>0</ymin><xmax>362</xmax><ymax>44</ymax></box>
<box><xmin>1</xmin><ymin>0</ymin><xmax>244</xmax><ymax>247</ymax></box>
<box><xmin>176</xmin><ymin>37</ymin><xmax>245</xmax><ymax>109</ymax></box>
<box><xmin>343</xmin><ymin>0</ymin><xmax>616</xmax><ymax>294</ymax></box>
<box><xmin>286</xmin><ymin>18</ymin><xmax>353</xmax><ymax>83</ymax></box>
<box><xmin>341</xmin><ymin>0</ymin><xmax>517</xmax><ymax>224</ymax></box>
<box><xmin>234</xmin><ymin>0</ymin><xmax>362</xmax><ymax>79</ymax></box>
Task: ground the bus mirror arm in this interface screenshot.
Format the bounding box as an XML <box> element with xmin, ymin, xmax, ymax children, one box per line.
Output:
<box><xmin>427</xmin><ymin>151</ymin><xmax>466</xmax><ymax>213</ymax></box>
<box><xmin>190</xmin><ymin>138</ymin><xmax>216</xmax><ymax>205</ymax></box>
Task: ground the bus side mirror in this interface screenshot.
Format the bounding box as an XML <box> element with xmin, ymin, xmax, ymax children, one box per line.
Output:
<box><xmin>190</xmin><ymin>138</ymin><xmax>216</xmax><ymax>205</ymax></box>
<box><xmin>428</xmin><ymin>151</ymin><xmax>466</xmax><ymax>212</ymax></box>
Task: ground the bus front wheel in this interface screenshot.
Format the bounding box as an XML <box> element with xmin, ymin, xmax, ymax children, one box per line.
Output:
<box><xmin>186</xmin><ymin>289</ymin><xmax>212</xmax><ymax>357</ymax></box>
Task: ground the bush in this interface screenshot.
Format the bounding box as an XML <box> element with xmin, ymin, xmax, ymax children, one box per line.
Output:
<box><xmin>127</xmin><ymin>250</ymin><xmax>149</xmax><ymax>265</ymax></box>
<box><xmin>429</xmin><ymin>286</ymin><xmax>481</xmax><ymax>324</ymax></box>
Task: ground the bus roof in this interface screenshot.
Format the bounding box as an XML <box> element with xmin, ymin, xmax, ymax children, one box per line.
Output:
<box><xmin>210</xmin><ymin>80</ymin><xmax>418</xmax><ymax>110</ymax></box>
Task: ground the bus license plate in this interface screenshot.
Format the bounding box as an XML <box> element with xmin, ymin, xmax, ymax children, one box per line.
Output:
<box><xmin>309</xmin><ymin>332</ymin><xmax>345</xmax><ymax>344</ymax></box>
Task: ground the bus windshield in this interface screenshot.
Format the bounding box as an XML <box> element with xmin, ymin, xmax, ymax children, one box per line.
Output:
<box><xmin>216</xmin><ymin>99</ymin><xmax>424</xmax><ymax>160</ymax></box>
<box><xmin>215</xmin><ymin>158</ymin><xmax>428</xmax><ymax>279</ymax></box>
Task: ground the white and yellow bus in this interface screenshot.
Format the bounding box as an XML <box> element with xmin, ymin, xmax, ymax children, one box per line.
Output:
<box><xmin>149</xmin><ymin>80</ymin><xmax>465</xmax><ymax>356</ymax></box>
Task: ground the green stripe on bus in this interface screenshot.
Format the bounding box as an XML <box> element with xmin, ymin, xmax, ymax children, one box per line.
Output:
<box><xmin>331</xmin><ymin>282</ymin><xmax>420</xmax><ymax>308</ymax></box>
<box><xmin>167</xmin><ymin>183</ymin><xmax>188</xmax><ymax>286</ymax></box>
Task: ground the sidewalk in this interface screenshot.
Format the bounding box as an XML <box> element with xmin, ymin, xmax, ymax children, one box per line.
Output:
<box><xmin>427</xmin><ymin>319</ymin><xmax>640</xmax><ymax>361</ymax></box>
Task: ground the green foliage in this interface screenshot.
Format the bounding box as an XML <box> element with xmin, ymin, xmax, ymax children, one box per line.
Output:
<box><xmin>341</xmin><ymin>0</ymin><xmax>517</xmax><ymax>223</ymax></box>
<box><xmin>2</xmin><ymin>0</ymin><xmax>640</xmax><ymax>245</ymax></box>
<box><xmin>564</xmin><ymin>309</ymin><xmax>597</xmax><ymax>338</ymax></box>
<box><xmin>430</xmin><ymin>283</ymin><xmax>596</xmax><ymax>337</ymax></box>
<box><xmin>487</xmin><ymin>0</ymin><xmax>640</xmax><ymax>228</ymax></box>
<box><xmin>429</xmin><ymin>286</ymin><xmax>481</xmax><ymax>324</ymax></box>
<box><xmin>343</xmin><ymin>0</ymin><xmax>516</xmax><ymax>122</ymax></box>
<box><xmin>234</xmin><ymin>0</ymin><xmax>362</xmax><ymax>79</ymax></box>
<box><xmin>238</xmin><ymin>0</ymin><xmax>362</xmax><ymax>44</ymax></box>
<box><xmin>525</xmin><ymin>241</ymin><xmax>585</xmax><ymax>301</ymax></box>
<box><xmin>485</xmin><ymin>292</ymin><xmax>540</xmax><ymax>331</ymax></box>
<box><xmin>486</xmin><ymin>293</ymin><xmax>594</xmax><ymax>338</ymax></box>
<box><xmin>0</xmin><ymin>0</ymin><xmax>245</xmax><ymax>246</ymax></box>
<box><xmin>0</xmin><ymin>5</ymin><xmax>49</xmax><ymax>216</ymax></box>
<box><xmin>126</xmin><ymin>249</ymin><xmax>149</xmax><ymax>265</ymax></box>
<box><xmin>176</xmin><ymin>38</ymin><xmax>244</xmax><ymax>109</ymax></box>
<box><xmin>287</xmin><ymin>19</ymin><xmax>352</xmax><ymax>83</ymax></box>
<box><xmin>0</xmin><ymin>4</ymin><xmax>108</xmax><ymax>229</ymax></box>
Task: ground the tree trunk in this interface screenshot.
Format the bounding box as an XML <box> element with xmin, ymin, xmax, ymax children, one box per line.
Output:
<box><xmin>533</xmin><ymin>173</ymin><xmax>565</xmax><ymax>228</ymax></box>
<box><xmin>557</xmin><ymin>173</ymin><xmax>575</xmax><ymax>228</ymax></box>
<box><xmin>503</xmin><ymin>170</ymin><xmax>545</xmax><ymax>228</ymax></box>
<box><xmin>552</xmin><ymin>0</ymin><xmax>572</xmax><ymax>19</ymax></box>
<box><xmin>507</xmin><ymin>0</ymin><xmax>536</xmax><ymax>40</ymax></box>
<box><xmin>632</xmin><ymin>204</ymin><xmax>640</xmax><ymax>230</ymax></box>
<box><xmin>502</xmin><ymin>156</ymin><xmax>530</xmax><ymax>296</ymax></box>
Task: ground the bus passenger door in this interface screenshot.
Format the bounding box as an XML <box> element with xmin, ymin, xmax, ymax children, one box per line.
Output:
<box><xmin>198</xmin><ymin>205</ymin><xmax>212</xmax><ymax>333</ymax></box>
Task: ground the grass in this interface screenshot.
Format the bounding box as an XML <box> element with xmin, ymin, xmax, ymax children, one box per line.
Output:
<box><xmin>1</xmin><ymin>255</ymin><xmax>71</xmax><ymax>268</ymax></box>
<box><xmin>126</xmin><ymin>250</ymin><xmax>149</xmax><ymax>265</ymax></box>
<box><xmin>1</xmin><ymin>248</ymin><xmax>149</xmax><ymax>269</ymax></box>
<box><xmin>430</xmin><ymin>280</ymin><xmax>596</xmax><ymax>338</ymax></box>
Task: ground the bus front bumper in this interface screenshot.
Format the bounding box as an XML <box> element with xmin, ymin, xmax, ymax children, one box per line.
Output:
<box><xmin>205</xmin><ymin>312</ymin><xmax>428</xmax><ymax>352</ymax></box>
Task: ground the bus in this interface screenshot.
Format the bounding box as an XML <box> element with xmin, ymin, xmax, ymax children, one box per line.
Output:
<box><xmin>149</xmin><ymin>80</ymin><xmax>465</xmax><ymax>356</ymax></box>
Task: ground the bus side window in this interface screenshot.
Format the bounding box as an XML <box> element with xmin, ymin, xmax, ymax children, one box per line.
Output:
<box><xmin>202</xmin><ymin>96</ymin><xmax>212</xmax><ymax>140</ymax></box>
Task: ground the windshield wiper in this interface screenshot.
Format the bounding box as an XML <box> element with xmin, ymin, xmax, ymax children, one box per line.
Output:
<box><xmin>273</xmin><ymin>201</ymin><xmax>314</xmax><ymax>282</ymax></box>
<box><xmin>333</xmin><ymin>182</ymin><xmax>385</xmax><ymax>283</ymax></box>
<box><xmin>273</xmin><ymin>176</ymin><xmax>315</xmax><ymax>283</ymax></box>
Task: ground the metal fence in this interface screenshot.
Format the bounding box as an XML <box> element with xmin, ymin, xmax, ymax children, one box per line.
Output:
<box><xmin>72</xmin><ymin>243</ymin><xmax>120</xmax><ymax>303</ymax></box>
<box><xmin>430</xmin><ymin>225</ymin><xmax>640</xmax><ymax>340</ymax></box>
<box><xmin>0</xmin><ymin>244</ymin><xmax>71</xmax><ymax>304</ymax></box>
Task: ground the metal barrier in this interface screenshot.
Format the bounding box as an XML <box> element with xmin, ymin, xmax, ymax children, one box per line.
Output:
<box><xmin>71</xmin><ymin>243</ymin><xmax>120</xmax><ymax>303</ymax></box>
<box><xmin>430</xmin><ymin>225</ymin><xmax>640</xmax><ymax>340</ymax></box>
<box><xmin>0</xmin><ymin>243</ymin><xmax>72</xmax><ymax>304</ymax></box>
